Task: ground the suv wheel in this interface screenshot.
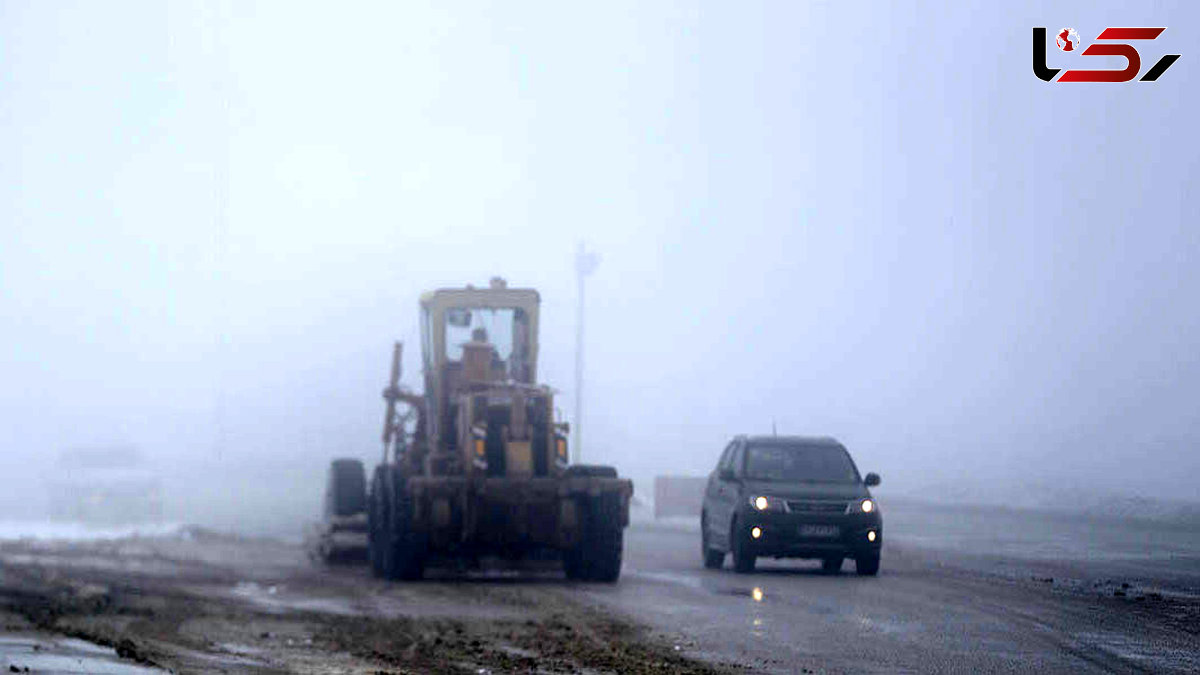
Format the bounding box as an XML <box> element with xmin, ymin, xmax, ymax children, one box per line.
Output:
<box><xmin>856</xmin><ymin>551</ymin><xmax>880</xmax><ymax>576</ymax></box>
<box><xmin>701</xmin><ymin>513</ymin><xmax>724</xmax><ymax>569</ymax></box>
<box><xmin>731</xmin><ymin>519</ymin><xmax>756</xmax><ymax>574</ymax></box>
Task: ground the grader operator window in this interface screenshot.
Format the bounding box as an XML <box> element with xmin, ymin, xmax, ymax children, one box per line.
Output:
<box><xmin>444</xmin><ymin>307</ymin><xmax>526</xmax><ymax>365</ymax></box>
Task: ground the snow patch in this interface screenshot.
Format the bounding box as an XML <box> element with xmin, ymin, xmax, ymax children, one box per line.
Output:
<box><xmin>0</xmin><ymin>520</ymin><xmax>186</xmax><ymax>542</ymax></box>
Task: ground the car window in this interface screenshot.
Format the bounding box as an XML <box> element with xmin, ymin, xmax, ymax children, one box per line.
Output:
<box><xmin>716</xmin><ymin>441</ymin><xmax>736</xmax><ymax>472</ymax></box>
<box><xmin>729</xmin><ymin>442</ymin><xmax>746</xmax><ymax>477</ymax></box>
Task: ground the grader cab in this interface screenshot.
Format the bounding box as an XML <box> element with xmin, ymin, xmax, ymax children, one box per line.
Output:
<box><xmin>366</xmin><ymin>278</ymin><xmax>632</xmax><ymax>581</ymax></box>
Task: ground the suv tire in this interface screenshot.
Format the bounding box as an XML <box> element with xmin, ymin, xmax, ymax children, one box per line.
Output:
<box><xmin>856</xmin><ymin>551</ymin><xmax>880</xmax><ymax>576</ymax></box>
<box><xmin>731</xmin><ymin>519</ymin><xmax>756</xmax><ymax>574</ymax></box>
<box><xmin>701</xmin><ymin>514</ymin><xmax>724</xmax><ymax>569</ymax></box>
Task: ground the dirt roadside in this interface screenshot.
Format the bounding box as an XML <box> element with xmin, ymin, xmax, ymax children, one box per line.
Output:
<box><xmin>0</xmin><ymin>528</ymin><xmax>733</xmax><ymax>674</ymax></box>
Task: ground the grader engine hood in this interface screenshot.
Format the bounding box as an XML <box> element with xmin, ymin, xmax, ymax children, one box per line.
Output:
<box><xmin>411</xmin><ymin>277</ymin><xmax>575</xmax><ymax>480</ymax></box>
<box><xmin>460</xmin><ymin>385</ymin><xmax>568</xmax><ymax>479</ymax></box>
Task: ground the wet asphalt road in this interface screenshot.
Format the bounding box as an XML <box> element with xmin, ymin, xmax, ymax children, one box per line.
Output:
<box><xmin>2</xmin><ymin>501</ymin><xmax>1198</xmax><ymax>673</ymax></box>
<box><xmin>583</xmin><ymin>503</ymin><xmax>1200</xmax><ymax>674</ymax></box>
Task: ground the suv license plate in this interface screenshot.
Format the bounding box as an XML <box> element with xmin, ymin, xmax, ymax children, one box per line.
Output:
<box><xmin>799</xmin><ymin>524</ymin><xmax>840</xmax><ymax>538</ymax></box>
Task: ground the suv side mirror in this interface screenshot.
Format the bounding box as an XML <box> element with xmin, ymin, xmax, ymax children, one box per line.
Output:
<box><xmin>864</xmin><ymin>472</ymin><xmax>881</xmax><ymax>487</ymax></box>
<box><xmin>718</xmin><ymin>467</ymin><xmax>736</xmax><ymax>482</ymax></box>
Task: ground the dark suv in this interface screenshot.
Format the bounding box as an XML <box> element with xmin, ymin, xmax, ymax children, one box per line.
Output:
<box><xmin>700</xmin><ymin>435</ymin><xmax>882</xmax><ymax>575</ymax></box>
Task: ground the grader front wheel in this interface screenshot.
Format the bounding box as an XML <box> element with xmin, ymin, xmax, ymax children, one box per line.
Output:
<box><xmin>565</xmin><ymin>493</ymin><xmax>624</xmax><ymax>582</ymax></box>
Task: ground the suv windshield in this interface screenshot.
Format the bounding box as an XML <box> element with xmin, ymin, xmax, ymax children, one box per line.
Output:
<box><xmin>744</xmin><ymin>442</ymin><xmax>860</xmax><ymax>483</ymax></box>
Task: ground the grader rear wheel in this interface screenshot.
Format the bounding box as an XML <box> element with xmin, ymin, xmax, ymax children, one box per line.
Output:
<box><xmin>368</xmin><ymin>467</ymin><xmax>389</xmax><ymax>578</ymax></box>
<box><xmin>326</xmin><ymin>459</ymin><xmax>366</xmax><ymax>518</ymax></box>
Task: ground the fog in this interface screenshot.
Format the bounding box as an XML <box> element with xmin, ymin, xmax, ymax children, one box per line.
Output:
<box><xmin>2</xmin><ymin>1</ymin><xmax>1197</xmax><ymax>535</ymax></box>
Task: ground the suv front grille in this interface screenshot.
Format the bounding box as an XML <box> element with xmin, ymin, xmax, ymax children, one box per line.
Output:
<box><xmin>786</xmin><ymin>500</ymin><xmax>848</xmax><ymax>514</ymax></box>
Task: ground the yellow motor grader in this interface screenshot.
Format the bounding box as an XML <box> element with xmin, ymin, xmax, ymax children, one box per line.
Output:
<box><xmin>351</xmin><ymin>278</ymin><xmax>631</xmax><ymax>581</ymax></box>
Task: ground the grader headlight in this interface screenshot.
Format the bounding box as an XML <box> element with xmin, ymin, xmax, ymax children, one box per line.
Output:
<box><xmin>555</xmin><ymin>436</ymin><xmax>569</xmax><ymax>467</ymax></box>
<box><xmin>472</xmin><ymin>428</ymin><xmax>488</xmax><ymax>470</ymax></box>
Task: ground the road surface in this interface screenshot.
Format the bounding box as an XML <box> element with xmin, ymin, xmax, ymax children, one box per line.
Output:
<box><xmin>607</xmin><ymin>507</ymin><xmax>1199</xmax><ymax>674</ymax></box>
<box><xmin>1</xmin><ymin>500</ymin><xmax>1197</xmax><ymax>673</ymax></box>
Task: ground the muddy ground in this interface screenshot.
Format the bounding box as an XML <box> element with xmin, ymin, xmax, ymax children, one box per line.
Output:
<box><xmin>4</xmin><ymin>504</ymin><xmax>1200</xmax><ymax>674</ymax></box>
<box><xmin>0</xmin><ymin>528</ymin><xmax>727</xmax><ymax>674</ymax></box>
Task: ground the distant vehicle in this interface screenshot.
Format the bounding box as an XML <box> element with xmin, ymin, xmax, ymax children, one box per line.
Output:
<box><xmin>306</xmin><ymin>458</ymin><xmax>369</xmax><ymax>563</ymax></box>
<box><xmin>342</xmin><ymin>278</ymin><xmax>633</xmax><ymax>581</ymax></box>
<box><xmin>700</xmin><ymin>435</ymin><xmax>882</xmax><ymax>575</ymax></box>
<box><xmin>46</xmin><ymin>446</ymin><xmax>163</xmax><ymax>525</ymax></box>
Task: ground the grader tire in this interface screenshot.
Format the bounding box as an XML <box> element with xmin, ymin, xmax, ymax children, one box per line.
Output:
<box><xmin>563</xmin><ymin>464</ymin><xmax>618</xmax><ymax>479</ymax></box>
<box><xmin>380</xmin><ymin>467</ymin><xmax>426</xmax><ymax>581</ymax></box>
<box><xmin>327</xmin><ymin>458</ymin><xmax>367</xmax><ymax>517</ymax></box>
<box><xmin>565</xmin><ymin>493</ymin><xmax>624</xmax><ymax>582</ymax></box>
<box><xmin>368</xmin><ymin>466</ymin><xmax>389</xmax><ymax>578</ymax></box>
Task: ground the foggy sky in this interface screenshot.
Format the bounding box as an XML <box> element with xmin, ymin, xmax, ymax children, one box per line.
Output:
<box><xmin>2</xmin><ymin>1</ymin><xmax>1198</xmax><ymax>532</ymax></box>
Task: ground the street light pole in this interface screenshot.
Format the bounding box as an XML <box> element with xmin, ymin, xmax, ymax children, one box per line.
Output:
<box><xmin>574</xmin><ymin>242</ymin><xmax>599</xmax><ymax>464</ymax></box>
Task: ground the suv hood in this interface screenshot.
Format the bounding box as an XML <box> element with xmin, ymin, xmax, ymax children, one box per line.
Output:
<box><xmin>741</xmin><ymin>479</ymin><xmax>869</xmax><ymax>501</ymax></box>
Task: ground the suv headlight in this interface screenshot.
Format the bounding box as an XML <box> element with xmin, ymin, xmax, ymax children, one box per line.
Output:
<box><xmin>859</xmin><ymin>499</ymin><xmax>875</xmax><ymax>513</ymax></box>
<box><xmin>749</xmin><ymin>496</ymin><xmax>786</xmax><ymax>512</ymax></box>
